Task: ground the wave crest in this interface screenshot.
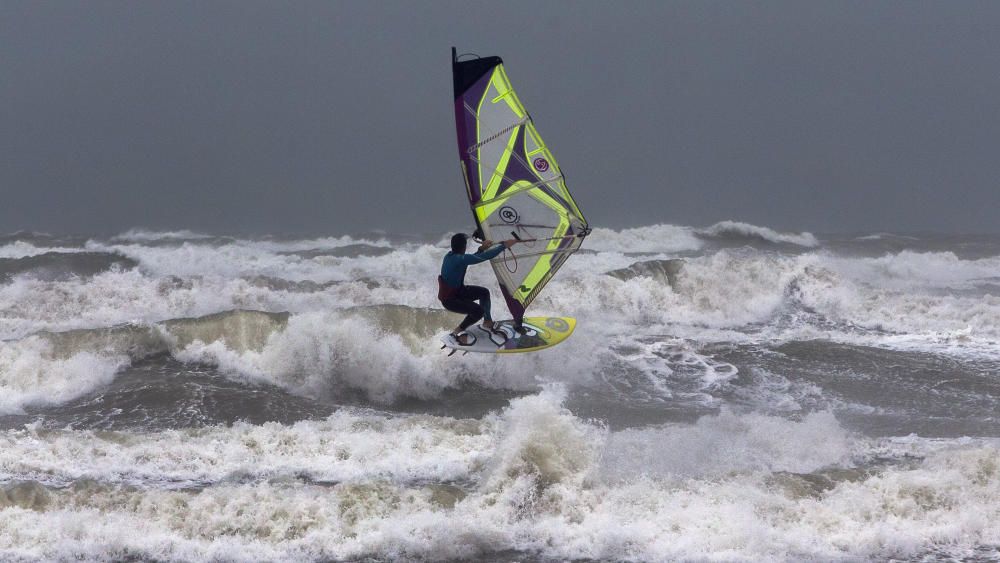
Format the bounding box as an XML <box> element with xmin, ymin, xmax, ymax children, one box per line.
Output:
<box><xmin>0</xmin><ymin>252</ymin><xmax>137</xmax><ymax>283</ymax></box>
<box><xmin>584</xmin><ymin>225</ymin><xmax>703</xmax><ymax>253</ymax></box>
<box><xmin>699</xmin><ymin>220</ymin><xmax>820</xmax><ymax>247</ymax></box>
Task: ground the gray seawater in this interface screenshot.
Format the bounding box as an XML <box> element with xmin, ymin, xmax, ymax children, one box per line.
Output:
<box><xmin>0</xmin><ymin>222</ymin><xmax>999</xmax><ymax>561</ymax></box>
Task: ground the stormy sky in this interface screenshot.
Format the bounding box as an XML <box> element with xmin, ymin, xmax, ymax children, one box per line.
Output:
<box><xmin>3</xmin><ymin>1</ymin><xmax>999</xmax><ymax>235</ymax></box>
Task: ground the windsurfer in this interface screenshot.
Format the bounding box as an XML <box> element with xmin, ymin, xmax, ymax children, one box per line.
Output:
<box><xmin>439</xmin><ymin>233</ymin><xmax>516</xmax><ymax>345</ymax></box>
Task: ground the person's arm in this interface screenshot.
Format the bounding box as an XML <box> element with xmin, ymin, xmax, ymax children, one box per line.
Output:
<box><xmin>459</xmin><ymin>243</ymin><xmax>506</xmax><ymax>265</ymax></box>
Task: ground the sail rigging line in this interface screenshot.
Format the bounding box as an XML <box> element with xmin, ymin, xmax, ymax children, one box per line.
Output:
<box><xmin>464</xmin><ymin>149</ymin><xmax>570</xmax><ymax>211</ymax></box>
<box><xmin>518</xmin><ymin>231</ymin><xmax>538</xmax><ymax>250</ymax></box>
<box><xmin>499</xmin><ymin>239</ymin><xmax>580</xmax><ymax>272</ymax></box>
<box><xmin>486</xmin><ymin>231</ymin><xmax>585</xmax><ymax>245</ymax></box>
<box><xmin>506</xmin><ymin>247</ymin><xmax>582</xmax><ymax>260</ymax></box>
<box><xmin>486</xmin><ymin>223</ymin><xmax>564</xmax><ymax>230</ymax></box>
<box><xmin>473</xmin><ymin>132</ymin><xmax>558</xmax><ymax>191</ymax></box>
<box><xmin>460</xmin><ymin>112</ymin><xmax>570</xmax><ymax>214</ymax></box>
<box><xmin>515</xmin><ymin>245</ymin><xmax>576</xmax><ymax>256</ymax></box>
<box><xmin>502</xmin><ymin>246</ymin><xmax>518</xmax><ymax>274</ymax></box>
<box><xmin>473</xmin><ymin>176</ymin><xmax>565</xmax><ymax>209</ymax></box>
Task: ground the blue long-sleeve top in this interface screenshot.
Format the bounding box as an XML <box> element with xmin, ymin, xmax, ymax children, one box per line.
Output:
<box><xmin>440</xmin><ymin>244</ymin><xmax>504</xmax><ymax>288</ymax></box>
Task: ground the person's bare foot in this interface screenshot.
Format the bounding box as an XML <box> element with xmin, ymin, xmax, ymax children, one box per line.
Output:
<box><xmin>482</xmin><ymin>319</ymin><xmax>495</xmax><ymax>330</ymax></box>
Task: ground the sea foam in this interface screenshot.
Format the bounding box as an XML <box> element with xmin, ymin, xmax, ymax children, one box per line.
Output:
<box><xmin>1</xmin><ymin>394</ymin><xmax>998</xmax><ymax>561</ymax></box>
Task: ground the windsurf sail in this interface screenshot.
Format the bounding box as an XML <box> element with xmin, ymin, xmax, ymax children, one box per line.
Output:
<box><xmin>451</xmin><ymin>47</ymin><xmax>590</xmax><ymax>322</ymax></box>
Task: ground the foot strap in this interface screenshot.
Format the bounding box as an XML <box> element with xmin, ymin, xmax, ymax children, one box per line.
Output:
<box><xmin>454</xmin><ymin>331</ymin><xmax>476</xmax><ymax>347</ymax></box>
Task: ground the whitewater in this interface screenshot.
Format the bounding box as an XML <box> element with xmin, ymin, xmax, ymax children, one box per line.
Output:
<box><xmin>1</xmin><ymin>222</ymin><xmax>999</xmax><ymax>562</ymax></box>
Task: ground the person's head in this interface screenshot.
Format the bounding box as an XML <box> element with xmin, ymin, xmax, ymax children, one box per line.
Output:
<box><xmin>450</xmin><ymin>233</ymin><xmax>468</xmax><ymax>254</ymax></box>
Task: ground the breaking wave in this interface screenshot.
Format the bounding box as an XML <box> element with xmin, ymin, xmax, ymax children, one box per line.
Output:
<box><xmin>0</xmin><ymin>252</ymin><xmax>137</xmax><ymax>282</ymax></box>
<box><xmin>0</xmin><ymin>306</ymin><xmax>596</xmax><ymax>414</ymax></box>
<box><xmin>0</xmin><ymin>392</ymin><xmax>999</xmax><ymax>561</ymax></box>
<box><xmin>3</xmin><ymin>221</ymin><xmax>1000</xmax><ymax>417</ymax></box>
<box><xmin>110</xmin><ymin>228</ymin><xmax>217</xmax><ymax>243</ymax></box>
<box><xmin>699</xmin><ymin>220</ymin><xmax>820</xmax><ymax>247</ymax></box>
<box><xmin>3</xmin><ymin>222</ymin><xmax>1000</xmax><ymax>561</ymax></box>
<box><xmin>0</xmin><ymin>310</ymin><xmax>289</xmax><ymax>415</ymax></box>
<box><xmin>584</xmin><ymin>224</ymin><xmax>703</xmax><ymax>253</ymax></box>
<box><xmin>0</xmin><ymin>242</ymin><xmax>87</xmax><ymax>260</ymax></box>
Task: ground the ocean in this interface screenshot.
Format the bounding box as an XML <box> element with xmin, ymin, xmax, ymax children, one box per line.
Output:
<box><xmin>0</xmin><ymin>221</ymin><xmax>998</xmax><ymax>561</ymax></box>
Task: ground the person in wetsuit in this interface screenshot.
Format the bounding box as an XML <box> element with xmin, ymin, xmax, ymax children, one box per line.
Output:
<box><xmin>439</xmin><ymin>233</ymin><xmax>516</xmax><ymax>345</ymax></box>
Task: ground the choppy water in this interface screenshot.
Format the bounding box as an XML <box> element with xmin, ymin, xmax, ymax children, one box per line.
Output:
<box><xmin>1</xmin><ymin>221</ymin><xmax>999</xmax><ymax>561</ymax></box>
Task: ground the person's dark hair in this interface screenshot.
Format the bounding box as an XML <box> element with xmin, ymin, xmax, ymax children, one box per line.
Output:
<box><xmin>450</xmin><ymin>233</ymin><xmax>468</xmax><ymax>253</ymax></box>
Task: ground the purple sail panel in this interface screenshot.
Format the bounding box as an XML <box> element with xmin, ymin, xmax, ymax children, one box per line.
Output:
<box><xmin>498</xmin><ymin>125</ymin><xmax>576</xmax><ymax>214</ymax></box>
<box><xmin>495</xmin><ymin>125</ymin><xmax>536</xmax><ymax>196</ymax></box>
<box><xmin>452</xmin><ymin>48</ymin><xmax>503</xmax><ymax>207</ymax></box>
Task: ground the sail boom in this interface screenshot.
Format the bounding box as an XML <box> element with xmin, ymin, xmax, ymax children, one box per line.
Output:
<box><xmin>492</xmin><ymin>247</ymin><xmax>582</xmax><ymax>261</ymax></box>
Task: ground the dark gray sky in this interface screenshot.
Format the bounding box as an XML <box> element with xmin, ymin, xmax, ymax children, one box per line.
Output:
<box><xmin>3</xmin><ymin>1</ymin><xmax>999</xmax><ymax>235</ymax></box>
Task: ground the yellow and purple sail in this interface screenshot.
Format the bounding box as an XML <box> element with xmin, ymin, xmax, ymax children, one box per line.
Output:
<box><xmin>452</xmin><ymin>48</ymin><xmax>590</xmax><ymax>322</ymax></box>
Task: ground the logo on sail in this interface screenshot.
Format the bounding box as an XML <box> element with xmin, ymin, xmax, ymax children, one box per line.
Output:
<box><xmin>499</xmin><ymin>206</ymin><xmax>519</xmax><ymax>224</ymax></box>
<box><xmin>533</xmin><ymin>158</ymin><xmax>550</xmax><ymax>172</ymax></box>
